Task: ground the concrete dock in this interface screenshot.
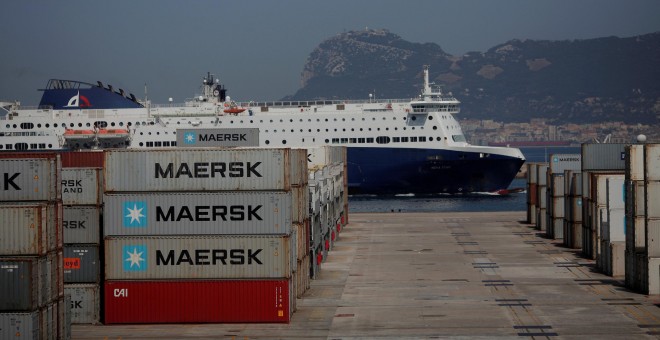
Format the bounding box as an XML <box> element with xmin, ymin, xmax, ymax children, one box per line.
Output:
<box><xmin>73</xmin><ymin>211</ymin><xmax>660</xmax><ymax>339</ymax></box>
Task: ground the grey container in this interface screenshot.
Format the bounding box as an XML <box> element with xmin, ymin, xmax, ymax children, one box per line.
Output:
<box><xmin>0</xmin><ymin>252</ymin><xmax>62</xmax><ymax>311</ymax></box>
<box><xmin>549</xmin><ymin>154</ymin><xmax>581</xmax><ymax>174</ymax></box>
<box><xmin>0</xmin><ymin>202</ymin><xmax>61</xmax><ymax>255</ymax></box>
<box><xmin>581</xmin><ymin>143</ymin><xmax>628</xmax><ymax>171</ymax></box>
<box><xmin>606</xmin><ymin>177</ymin><xmax>625</xmax><ymax>210</ymax></box>
<box><xmin>104</xmin><ymin>148</ymin><xmax>307</xmax><ymax>192</ymax></box>
<box><xmin>645</xmin><ymin>144</ymin><xmax>660</xmax><ymax>181</ymax></box>
<box><xmin>647</xmin><ymin>181</ymin><xmax>660</xmax><ymax>219</ymax></box>
<box><xmin>0</xmin><ymin>157</ymin><xmax>61</xmax><ymax>202</ymax></box>
<box><xmin>103</xmin><ymin>192</ymin><xmax>293</xmax><ymax>236</ymax></box>
<box><xmin>61</xmin><ymin>168</ymin><xmax>102</xmax><ymax>205</ymax></box>
<box><xmin>536</xmin><ymin>163</ymin><xmax>548</xmax><ymax>186</ymax></box>
<box><xmin>550</xmin><ymin>174</ymin><xmax>565</xmax><ymax>197</ymax></box>
<box><xmin>0</xmin><ymin>311</ymin><xmax>40</xmax><ymax>339</ymax></box>
<box><xmin>104</xmin><ymin>235</ymin><xmax>292</xmax><ymax>280</ymax></box>
<box><xmin>63</xmin><ymin>206</ymin><xmax>101</xmax><ymax>244</ymax></box>
<box><xmin>63</xmin><ymin>245</ymin><xmax>99</xmax><ymax>283</ymax></box>
<box><xmin>64</xmin><ymin>284</ymin><xmax>99</xmax><ymax>324</ymax></box>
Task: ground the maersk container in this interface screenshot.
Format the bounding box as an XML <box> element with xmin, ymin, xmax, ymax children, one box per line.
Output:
<box><xmin>647</xmin><ymin>181</ymin><xmax>660</xmax><ymax>219</ymax></box>
<box><xmin>103</xmin><ymin>192</ymin><xmax>293</xmax><ymax>236</ymax></box>
<box><xmin>592</xmin><ymin>174</ymin><xmax>624</xmax><ymax>206</ymax></box>
<box><xmin>104</xmin><ymin>148</ymin><xmax>307</xmax><ymax>192</ymax></box>
<box><xmin>64</xmin><ymin>284</ymin><xmax>100</xmax><ymax>324</ymax></box>
<box><xmin>0</xmin><ymin>157</ymin><xmax>61</xmax><ymax>202</ymax></box>
<box><xmin>571</xmin><ymin>196</ymin><xmax>583</xmax><ymax>222</ymax></box>
<box><xmin>61</xmin><ymin>168</ymin><xmax>102</xmax><ymax>205</ymax></box>
<box><xmin>305</xmin><ymin>146</ymin><xmax>346</xmax><ymax>168</ymax></box>
<box><xmin>63</xmin><ymin>206</ymin><xmax>101</xmax><ymax>244</ymax></box>
<box><xmin>549</xmin><ymin>154</ymin><xmax>581</xmax><ymax>174</ymax></box>
<box><xmin>0</xmin><ymin>311</ymin><xmax>40</xmax><ymax>339</ymax></box>
<box><xmin>606</xmin><ymin>177</ymin><xmax>625</xmax><ymax>211</ymax></box>
<box><xmin>104</xmin><ymin>235</ymin><xmax>292</xmax><ymax>280</ymax></box>
<box><xmin>570</xmin><ymin>172</ymin><xmax>582</xmax><ymax>196</ymax></box>
<box><xmin>626</xmin><ymin>145</ymin><xmax>644</xmax><ymax>181</ymax></box>
<box><xmin>644</xmin><ymin>144</ymin><xmax>660</xmax><ymax>181</ymax></box>
<box><xmin>104</xmin><ymin>279</ymin><xmax>293</xmax><ymax>324</ymax></box>
<box><xmin>64</xmin><ymin>245</ymin><xmax>99</xmax><ymax>283</ymax></box>
<box><xmin>0</xmin><ymin>202</ymin><xmax>61</xmax><ymax>255</ymax></box>
<box><xmin>581</xmin><ymin>143</ymin><xmax>628</xmax><ymax>171</ymax></box>
<box><xmin>0</xmin><ymin>253</ymin><xmax>61</xmax><ymax>311</ymax></box>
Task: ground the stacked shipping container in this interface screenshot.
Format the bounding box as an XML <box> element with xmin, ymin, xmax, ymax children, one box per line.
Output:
<box><xmin>546</xmin><ymin>154</ymin><xmax>581</xmax><ymax>239</ymax></box>
<box><xmin>0</xmin><ymin>153</ymin><xmax>69</xmax><ymax>339</ymax></box>
<box><xmin>534</xmin><ymin>163</ymin><xmax>549</xmax><ymax>232</ymax></box>
<box><xmin>102</xmin><ymin>148</ymin><xmax>308</xmax><ymax>323</ymax></box>
<box><xmin>60</xmin><ymin>152</ymin><xmax>103</xmax><ymax>325</ymax></box>
<box><xmin>563</xmin><ymin>170</ymin><xmax>583</xmax><ymax>249</ymax></box>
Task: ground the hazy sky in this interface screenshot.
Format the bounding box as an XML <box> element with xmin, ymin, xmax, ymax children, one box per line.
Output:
<box><xmin>2</xmin><ymin>0</ymin><xmax>659</xmax><ymax>105</ymax></box>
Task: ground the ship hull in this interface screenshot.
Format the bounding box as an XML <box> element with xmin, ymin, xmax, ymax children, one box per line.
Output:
<box><xmin>347</xmin><ymin>147</ymin><xmax>524</xmax><ymax>195</ymax></box>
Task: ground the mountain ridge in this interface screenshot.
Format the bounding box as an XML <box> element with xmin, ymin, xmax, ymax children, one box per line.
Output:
<box><xmin>285</xmin><ymin>29</ymin><xmax>660</xmax><ymax>124</ymax></box>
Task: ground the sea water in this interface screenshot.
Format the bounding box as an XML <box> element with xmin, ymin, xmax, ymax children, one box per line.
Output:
<box><xmin>348</xmin><ymin>146</ymin><xmax>580</xmax><ymax>213</ymax></box>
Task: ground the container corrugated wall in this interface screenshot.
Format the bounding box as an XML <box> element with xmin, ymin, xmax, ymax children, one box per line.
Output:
<box><xmin>0</xmin><ymin>252</ymin><xmax>62</xmax><ymax>311</ymax></box>
<box><xmin>645</xmin><ymin>144</ymin><xmax>660</xmax><ymax>181</ymax></box>
<box><xmin>64</xmin><ymin>284</ymin><xmax>100</xmax><ymax>324</ymax></box>
<box><xmin>581</xmin><ymin>143</ymin><xmax>628</xmax><ymax>171</ymax></box>
<box><xmin>0</xmin><ymin>311</ymin><xmax>40</xmax><ymax>339</ymax></box>
<box><xmin>63</xmin><ymin>206</ymin><xmax>101</xmax><ymax>244</ymax></box>
<box><xmin>104</xmin><ymin>280</ymin><xmax>292</xmax><ymax>324</ymax></box>
<box><xmin>104</xmin><ymin>235</ymin><xmax>291</xmax><ymax>279</ymax></box>
<box><xmin>61</xmin><ymin>151</ymin><xmax>104</xmax><ymax>168</ymax></box>
<box><xmin>103</xmin><ymin>148</ymin><xmax>307</xmax><ymax>192</ymax></box>
<box><xmin>549</xmin><ymin>154</ymin><xmax>581</xmax><ymax>174</ymax></box>
<box><xmin>0</xmin><ymin>202</ymin><xmax>61</xmax><ymax>255</ymax></box>
<box><xmin>0</xmin><ymin>157</ymin><xmax>61</xmax><ymax>202</ymax></box>
<box><xmin>64</xmin><ymin>245</ymin><xmax>99</xmax><ymax>283</ymax></box>
<box><xmin>61</xmin><ymin>168</ymin><xmax>102</xmax><ymax>205</ymax></box>
<box><xmin>103</xmin><ymin>192</ymin><xmax>293</xmax><ymax>236</ymax></box>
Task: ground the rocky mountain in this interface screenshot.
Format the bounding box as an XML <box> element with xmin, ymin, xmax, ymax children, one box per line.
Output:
<box><xmin>286</xmin><ymin>29</ymin><xmax>660</xmax><ymax>124</ymax></box>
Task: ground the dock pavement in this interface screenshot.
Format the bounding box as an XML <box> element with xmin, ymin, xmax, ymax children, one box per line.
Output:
<box><xmin>73</xmin><ymin>211</ymin><xmax>660</xmax><ymax>339</ymax></box>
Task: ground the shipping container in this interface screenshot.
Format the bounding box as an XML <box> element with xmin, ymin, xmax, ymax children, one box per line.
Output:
<box><xmin>606</xmin><ymin>177</ymin><xmax>625</xmax><ymax>211</ymax></box>
<box><xmin>64</xmin><ymin>284</ymin><xmax>99</xmax><ymax>324</ymax></box>
<box><xmin>626</xmin><ymin>145</ymin><xmax>644</xmax><ymax>181</ymax></box>
<box><xmin>103</xmin><ymin>192</ymin><xmax>293</xmax><ymax>236</ymax></box>
<box><xmin>0</xmin><ymin>157</ymin><xmax>61</xmax><ymax>202</ymax></box>
<box><xmin>536</xmin><ymin>163</ymin><xmax>548</xmax><ymax>186</ymax></box>
<box><xmin>549</xmin><ymin>154</ymin><xmax>581</xmax><ymax>174</ymax></box>
<box><xmin>104</xmin><ymin>235</ymin><xmax>292</xmax><ymax>279</ymax></box>
<box><xmin>645</xmin><ymin>144</ymin><xmax>660</xmax><ymax>181</ymax></box>
<box><xmin>581</xmin><ymin>143</ymin><xmax>628</xmax><ymax>171</ymax></box>
<box><xmin>63</xmin><ymin>245</ymin><xmax>99</xmax><ymax>283</ymax></box>
<box><xmin>63</xmin><ymin>206</ymin><xmax>101</xmax><ymax>244</ymax></box>
<box><xmin>0</xmin><ymin>202</ymin><xmax>61</xmax><ymax>255</ymax></box>
<box><xmin>104</xmin><ymin>148</ymin><xmax>307</xmax><ymax>192</ymax></box>
<box><xmin>305</xmin><ymin>146</ymin><xmax>347</xmax><ymax>169</ymax></box>
<box><xmin>646</xmin><ymin>181</ymin><xmax>660</xmax><ymax>219</ymax></box>
<box><xmin>61</xmin><ymin>151</ymin><xmax>103</xmax><ymax>168</ymax></box>
<box><xmin>61</xmin><ymin>168</ymin><xmax>102</xmax><ymax>205</ymax></box>
<box><xmin>104</xmin><ymin>280</ymin><xmax>292</xmax><ymax>324</ymax></box>
<box><xmin>0</xmin><ymin>252</ymin><xmax>61</xmax><ymax>311</ymax></box>
<box><xmin>0</xmin><ymin>311</ymin><xmax>40</xmax><ymax>339</ymax></box>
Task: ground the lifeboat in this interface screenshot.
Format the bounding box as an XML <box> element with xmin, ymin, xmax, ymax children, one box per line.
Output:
<box><xmin>223</xmin><ymin>107</ymin><xmax>246</xmax><ymax>114</ymax></box>
<box><xmin>63</xmin><ymin>129</ymin><xmax>95</xmax><ymax>141</ymax></box>
<box><xmin>96</xmin><ymin>128</ymin><xmax>130</xmax><ymax>140</ymax></box>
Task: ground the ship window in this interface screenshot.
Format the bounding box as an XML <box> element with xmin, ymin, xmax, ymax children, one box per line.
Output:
<box><xmin>402</xmin><ymin>137</ymin><xmax>409</xmax><ymax>142</ymax></box>
<box><xmin>332</xmin><ymin>138</ymin><xmax>339</xmax><ymax>144</ymax></box>
<box><xmin>15</xmin><ymin>143</ymin><xmax>27</xmax><ymax>150</ymax></box>
<box><xmin>163</xmin><ymin>141</ymin><xmax>170</xmax><ymax>147</ymax></box>
<box><xmin>291</xmin><ymin>129</ymin><xmax>295</xmax><ymax>132</ymax></box>
<box><xmin>376</xmin><ymin>136</ymin><xmax>390</xmax><ymax>144</ymax></box>
<box><xmin>4</xmin><ymin>124</ymin><xmax>8</xmax><ymax>128</ymax></box>
<box><xmin>5</xmin><ymin>144</ymin><xmax>12</xmax><ymax>150</ymax></box>
<box><xmin>119</xmin><ymin>122</ymin><xmax>124</xmax><ymax>126</ymax></box>
<box><xmin>155</xmin><ymin>141</ymin><xmax>162</xmax><ymax>147</ymax></box>
<box><xmin>429</xmin><ymin>116</ymin><xmax>433</xmax><ymax>120</ymax></box>
<box><xmin>359</xmin><ymin>128</ymin><xmax>363</xmax><ymax>131</ymax></box>
<box><xmin>367</xmin><ymin>138</ymin><xmax>374</xmax><ymax>143</ymax></box>
<box><xmin>12</xmin><ymin>124</ymin><xmax>17</xmax><ymax>128</ymax></box>
<box><xmin>30</xmin><ymin>143</ymin><xmax>37</xmax><ymax>149</ymax></box>
<box><xmin>280</xmin><ymin>119</ymin><xmax>283</xmax><ymax>123</ymax></box>
<box><xmin>349</xmin><ymin>138</ymin><xmax>357</xmax><ymax>143</ymax></box>
<box><xmin>69</xmin><ymin>123</ymin><xmax>74</xmax><ymax>127</ymax></box>
<box><xmin>433</xmin><ymin>126</ymin><xmax>437</xmax><ymax>130</ymax></box>
<box><xmin>146</xmin><ymin>142</ymin><xmax>153</xmax><ymax>147</ymax></box>
<box><xmin>139</xmin><ymin>142</ymin><xmax>144</xmax><ymax>146</ymax></box>
<box><xmin>45</xmin><ymin>124</ymin><xmax>50</xmax><ymax>128</ymax></box>
<box><xmin>20</xmin><ymin>123</ymin><xmax>34</xmax><ymax>129</ymax></box>
<box><xmin>342</xmin><ymin>118</ymin><xmax>346</xmax><ymax>121</ymax></box>
<box><xmin>393</xmin><ymin>137</ymin><xmax>400</xmax><ymax>143</ymax></box>
<box><xmin>437</xmin><ymin>137</ymin><xmax>442</xmax><ymax>141</ymax></box>
<box><xmin>377</xmin><ymin>128</ymin><xmax>380</xmax><ymax>131</ymax></box>
<box><xmin>452</xmin><ymin>135</ymin><xmax>466</xmax><ymax>142</ymax></box>
<box><xmin>37</xmin><ymin>124</ymin><xmax>42</xmax><ymax>128</ymax></box>
<box><xmin>358</xmin><ymin>138</ymin><xmax>365</xmax><ymax>143</ymax></box>
<box><xmin>172</xmin><ymin>141</ymin><xmax>177</xmax><ymax>146</ymax></box>
<box><xmin>48</xmin><ymin>144</ymin><xmax>52</xmax><ymax>148</ymax></box>
<box><xmin>340</xmin><ymin>138</ymin><xmax>348</xmax><ymax>144</ymax></box>
<box><xmin>39</xmin><ymin>143</ymin><xmax>46</xmax><ymax>149</ymax></box>
<box><xmin>325</xmin><ymin>139</ymin><xmax>329</xmax><ymax>143</ymax></box>
<box><xmin>0</xmin><ymin>145</ymin><xmax>3</xmax><ymax>149</ymax></box>
<box><xmin>342</xmin><ymin>129</ymin><xmax>346</xmax><ymax>132</ymax></box>
<box><xmin>148</xmin><ymin>132</ymin><xmax>152</xmax><ymax>135</ymax></box>
<box><xmin>411</xmin><ymin>116</ymin><xmax>416</xmax><ymax>121</ymax></box>
<box><xmin>94</xmin><ymin>121</ymin><xmax>108</xmax><ymax>128</ymax></box>
<box><xmin>411</xmin><ymin>137</ymin><xmax>418</xmax><ymax>142</ymax></box>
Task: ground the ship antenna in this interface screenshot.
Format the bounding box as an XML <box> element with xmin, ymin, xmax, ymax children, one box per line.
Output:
<box><xmin>423</xmin><ymin>65</ymin><xmax>431</xmax><ymax>100</ymax></box>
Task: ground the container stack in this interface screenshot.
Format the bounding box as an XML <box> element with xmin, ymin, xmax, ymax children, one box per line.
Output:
<box><xmin>546</xmin><ymin>154</ymin><xmax>581</xmax><ymax>239</ymax></box>
<box><xmin>526</xmin><ymin>162</ymin><xmax>539</xmax><ymax>225</ymax></box>
<box><xmin>101</xmin><ymin>148</ymin><xmax>308</xmax><ymax>324</ymax></box>
<box><xmin>581</xmin><ymin>143</ymin><xmax>628</xmax><ymax>260</ymax></box>
<box><xmin>60</xmin><ymin>152</ymin><xmax>103</xmax><ymax>325</ymax></box>
<box><xmin>563</xmin><ymin>170</ymin><xmax>583</xmax><ymax>249</ymax></box>
<box><xmin>534</xmin><ymin>163</ymin><xmax>549</xmax><ymax>232</ymax></box>
<box><xmin>624</xmin><ymin>145</ymin><xmax>647</xmax><ymax>292</ymax></box>
<box><xmin>644</xmin><ymin>144</ymin><xmax>660</xmax><ymax>294</ymax></box>
<box><xmin>306</xmin><ymin>146</ymin><xmax>347</xmax><ymax>278</ymax></box>
<box><xmin>596</xmin><ymin>175</ymin><xmax>626</xmax><ymax>276</ymax></box>
<box><xmin>0</xmin><ymin>153</ymin><xmax>68</xmax><ymax>339</ymax></box>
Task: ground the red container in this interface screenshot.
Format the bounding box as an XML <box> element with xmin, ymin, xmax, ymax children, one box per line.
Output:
<box><xmin>104</xmin><ymin>280</ymin><xmax>292</xmax><ymax>324</ymax></box>
<box><xmin>61</xmin><ymin>151</ymin><xmax>104</xmax><ymax>168</ymax></box>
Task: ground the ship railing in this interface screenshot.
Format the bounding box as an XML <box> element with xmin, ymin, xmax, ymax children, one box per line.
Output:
<box><xmin>234</xmin><ymin>98</ymin><xmax>414</xmax><ymax>108</ymax></box>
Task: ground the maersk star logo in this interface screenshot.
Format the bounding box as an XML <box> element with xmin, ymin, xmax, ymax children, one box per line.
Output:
<box><xmin>123</xmin><ymin>245</ymin><xmax>147</xmax><ymax>272</ymax></box>
<box><xmin>184</xmin><ymin>132</ymin><xmax>196</xmax><ymax>144</ymax></box>
<box><xmin>123</xmin><ymin>201</ymin><xmax>147</xmax><ymax>227</ymax></box>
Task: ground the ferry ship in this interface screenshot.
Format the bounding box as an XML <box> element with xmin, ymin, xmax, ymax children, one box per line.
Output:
<box><xmin>0</xmin><ymin>66</ymin><xmax>525</xmax><ymax>195</ymax></box>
